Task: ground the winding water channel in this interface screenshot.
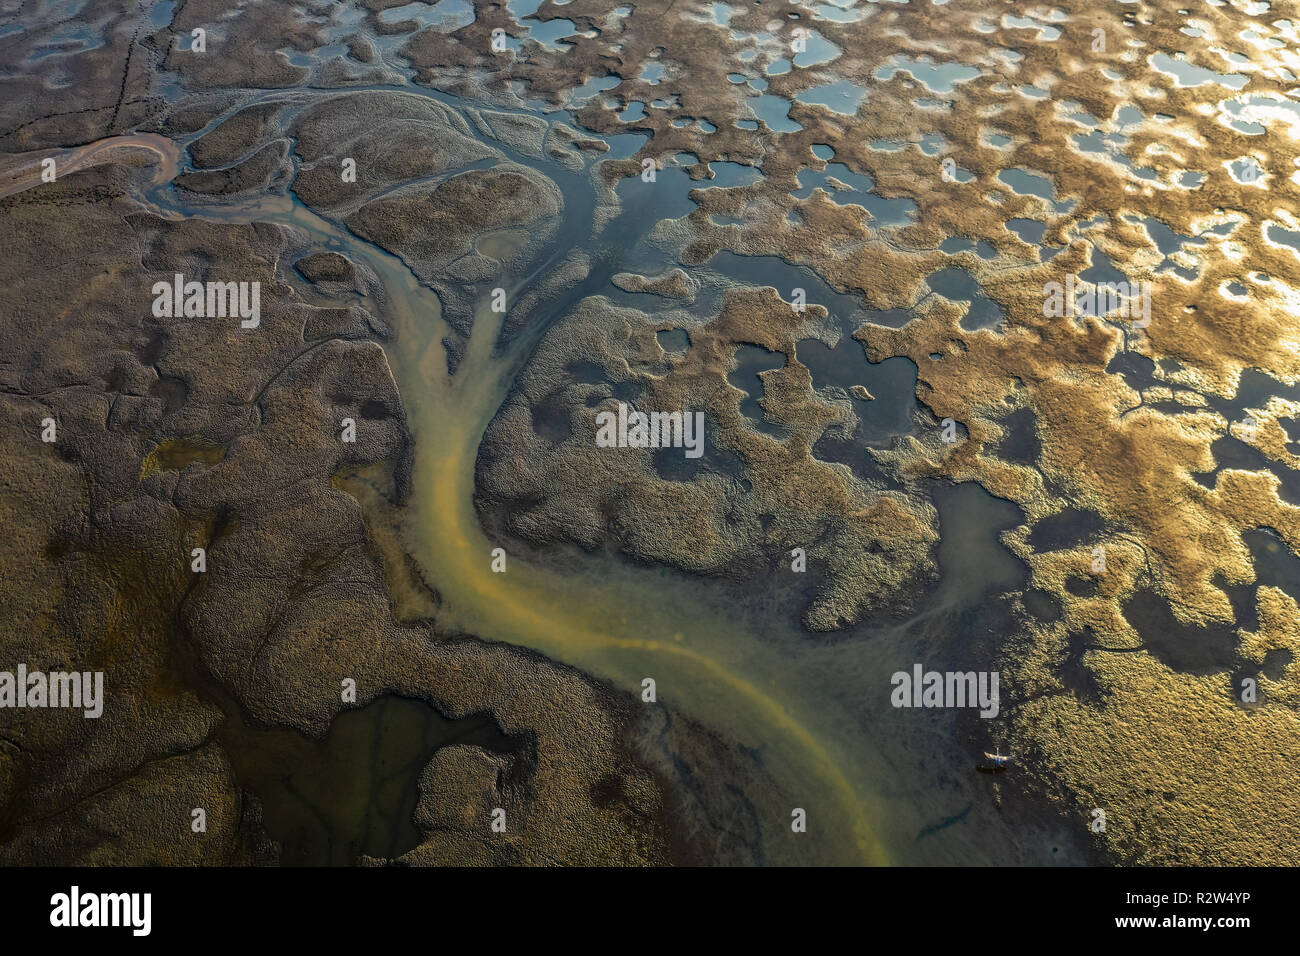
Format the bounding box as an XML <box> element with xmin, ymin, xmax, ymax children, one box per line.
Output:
<box><xmin>3</xmin><ymin>85</ymin><xmax>1099</xmax><ymax>865</ymax></box>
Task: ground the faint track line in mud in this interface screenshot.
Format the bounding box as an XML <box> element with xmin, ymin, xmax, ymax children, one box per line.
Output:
<box><xmin>1</xmin><ymin>381</ymin><xmax>109</xmax><ymax>401</ymax></box>
<box><xmin>13</xmin><ymin>745</ymin><xmax>213</xmax><ymax>831</ymax></box>
<box><xmin>1</xmin><ymin>2</ymin><xmax>168</xmax><ymax>144</ymax></box>
<box><xmin>0</xmin><ymin>0</ymin><xmax>31</xmax><ymax>27</ymax></box>
<box><xmin>109</xmin><ymin>27</ymin><xmax>141</xmax><ymax>133</ymax></box>
<box><xmin>247</xmin><ymin>335</ymin><xmax>365</xmax><ymax>410</ymax></box>
<box><xmin>0</xmin><ymin>100</ymin><xmax>157</xmax><ymax>145</ymax></box>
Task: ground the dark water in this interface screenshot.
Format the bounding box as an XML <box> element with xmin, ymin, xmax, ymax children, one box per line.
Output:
<box><xmin>932</xmin><ymin>481</ymin><xmax>1028</xmax><ymax>610</ymax></box>
<box><xmin>793</xmin><ymin>161</ymin><xmax>917</xmax><ymax>226</ymax></box>
<box><xmin>991</xmin><ymin>406</ymin><xmax>1041</xmax><ymax>466</ymax></box>
<box><xmin>1027</xmin><ymin>507</ymin><xmax>1106</xmax><ymax>553</ymax></box>
<box><xmin>728</xmin><ymin>343</ymin><xmax>787</xmax><ymax>437</ymax></box>
<box><xmin>798</xmin><ymin>336</ymin><xmax>919</xmax><ymax>445</ymax></box>
<box><xmin>1245</xmin><ymin>527</ymin><xmax>1300</xmax><ymax>601</ymax></box>
<box><xmin>706</xmin><ymin>249</ymin><xmax>878</xmax><ymax>332</ymax></box>
<box><xmin>652</xmin><ymin>414</ymin><xmax>747</xmax><ymax>482</ymax></box>
<box><xmin>1123</xmin><ymin>590</ymin><xmax>1238</xmax><ymax>674</ymax></box>
<box><xmin>656</xmin><ymin>328</ymin><xmax>689</xmax><ymax>353</ymax></box>
<box><xmin>926</xmin><ymin>267</ymin><xmax>1006</xmax><ymax>331</ymax></box>
<box><xmin>217</xmin><ymin>695</ymin><xmax>513</xmax><ymax>865</ymax></box>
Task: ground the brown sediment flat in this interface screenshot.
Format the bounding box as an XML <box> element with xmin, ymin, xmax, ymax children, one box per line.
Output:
<box><xmin>1</xmin><ymin>0</ymin><xmax>1298</xmax><ymax>865</ymax></box>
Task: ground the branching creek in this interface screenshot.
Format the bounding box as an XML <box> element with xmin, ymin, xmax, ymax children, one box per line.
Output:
<box><xmin>4</xmin><ymin>83</ymin><xmax>1105</xmax><ymax>865</ymax></box>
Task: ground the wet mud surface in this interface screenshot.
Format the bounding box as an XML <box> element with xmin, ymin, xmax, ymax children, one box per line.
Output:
<box><xmin>1</xmin><ymin>0</ymin><xmax>1298</xmax><ymax>865</ymax></box>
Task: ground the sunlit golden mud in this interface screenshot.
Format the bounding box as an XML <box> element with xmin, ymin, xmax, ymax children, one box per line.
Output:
<box><xmin>412</xmin><ymin>0</ymin><xmax>1300</xmax><ymax>861</ymax></box>
<box><xmin>7</xmin><ymin>0</ymin><xmax>1299</xmax><ymax>864</ymax></box>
